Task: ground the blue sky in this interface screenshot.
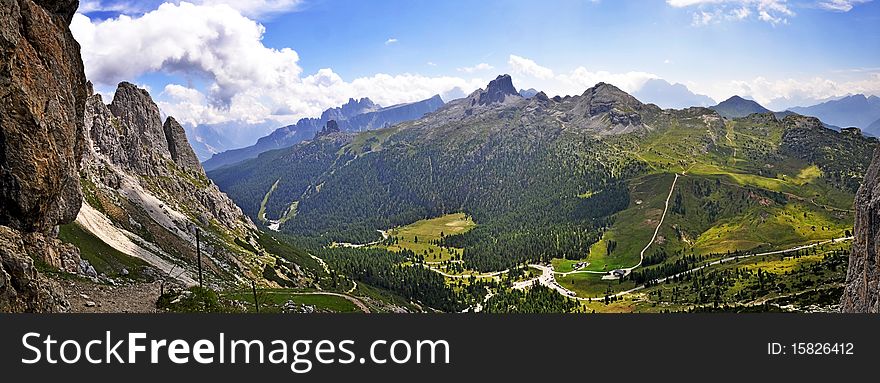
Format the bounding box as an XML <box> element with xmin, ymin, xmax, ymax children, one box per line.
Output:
<box><xmin>72</xmin><ymin>0</ymin><xmax>880</xmax><ymax>139</ymax></box>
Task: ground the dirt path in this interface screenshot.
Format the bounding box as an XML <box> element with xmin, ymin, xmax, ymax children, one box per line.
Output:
<box><xmin>58</xmin><ymin>279</ymin><xmax>163</xmax><ymax>313</ymax></box>
<box><xmin>310</xmin><ymin>254</ymin><xmax>330</xmax><ymax>274</ymax></box>
<box><xmin>332</xmin><ymin>230</ymin><xmax>390</xmax><ymax>248</ymax></box>
<box><xmin>291</xmin><ymin>291</ymin><xmax>371</xmax><ymax>313</ymax></box>
<box><xmin>628</xmin><ymin>173</ymin><xmax>680</xmax><ymax>271</ymax></box>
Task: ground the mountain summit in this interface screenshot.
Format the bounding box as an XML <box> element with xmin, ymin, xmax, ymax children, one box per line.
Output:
<box><xmin>710</xmin><ymin>95</ymin><xmax>771</xmax><ymax>119</ymax></box>
<box><xmin>477</xmin><ymin>74</ymin><xmax>520</xmax><ymax>105</ymax></box>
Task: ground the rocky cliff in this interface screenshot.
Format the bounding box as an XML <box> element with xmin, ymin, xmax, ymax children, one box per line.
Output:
<box><xmin>842</xmin><ymin>148</ymin><xmax>880</xmax><ymax>312</ymax></box>
<box><xmin>76</xmin><ymin>83</ymin><xmax>312</xmax><ymax>289</ymax></box>
<box><xmin>1</xmin><ymin>0</ymin><xmax>88</xmax><ymax>312</ymax></box>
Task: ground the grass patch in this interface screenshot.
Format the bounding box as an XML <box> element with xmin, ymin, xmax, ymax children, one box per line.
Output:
<box><xmin>556</xmin><ymin>272</ymin><xmax>636</xmax><ymax>299</ymax></box>
<box><xmin>224</xmin><ymin>289</ymin><xmax>360</xmax><ymax>313</ymax></box>
<box><xmin>58</xmin><ymin>223</ymin><xmax>150</xmax><ymax>279</ymax></box>
<box><xmin>380</xmin><ymin>213</ymin><xmax>476</xmax><ymax>263</ymax></box>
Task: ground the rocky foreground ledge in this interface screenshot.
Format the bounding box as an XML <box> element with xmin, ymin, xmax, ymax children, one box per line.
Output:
<box><xmin>1</xmin><ymin>0</ymin><xmax>89</xmax><ymax>312</ymax></box>
<box><xmin>842</xmin><ymin>147</ymin><xmax>880</xmax><ymax>313</ymax></box>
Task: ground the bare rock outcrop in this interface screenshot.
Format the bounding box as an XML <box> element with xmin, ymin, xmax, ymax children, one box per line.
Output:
<box><xmin>842</xmin><ymin>148</ymin><xmax>880</xmax><ymax>312</ymax></box>
<box><xmin>1</xmin><ymin>0</ymin><xmax>87</xmax><ymax>312</ymax></box>
<box><xmin>108</xmin><ymin>82</ymin><xmax>172</xmax><ymax>176</ymax></box>
<box><xmin>82</xmin><ymin>83</ymin><xmax>255</xmax><ymax>234</ymax></box>
<box><xmin>164</xmin><ymin>117</ymin><xmax>204</xmax><ymax>174</ymax></box>
<box><xmin>478</xmin><ymin>74</ymin><xmax>520</xmax><ymax>105</ymax></box>
<box><xmin>0</xmin><ymin>0</ymin><xmax>87</xmax><ymax>232</ymax></box>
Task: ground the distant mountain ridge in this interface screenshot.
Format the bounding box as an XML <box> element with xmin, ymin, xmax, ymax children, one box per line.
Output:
<box><xmin>202</xmin><ymin>95</ymin><xmax>445</xmax><ymax>171</ymax></box>
<box><xmin>788</xmin><ymin>94</ymin><xmax>880</xmax><ymax>131</ymax></box>
<box><xmin>633</xmin><ymin>79</ymin><xmax>716</xmax><ymax>109</ymax></box>
<box><xmin>519</xmin><ymin>88</ymin><xmax>539</xmax><ymax>98</ymax></box>
<box><xmin>869</xmin><ymin>117</ymin><xmax>880</xmax><ymax>135</ymax></box>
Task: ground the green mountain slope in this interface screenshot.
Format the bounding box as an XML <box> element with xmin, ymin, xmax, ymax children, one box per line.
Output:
<box><xmin>210</xmin><ymin>76</ymin><xmax>876</xmax><ymax>279</ymax></box>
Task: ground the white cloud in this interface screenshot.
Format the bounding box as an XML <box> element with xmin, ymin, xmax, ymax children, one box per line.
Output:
<box><xmin>556</xmin><ymin>68</ymin><xmax>658</xmax><ymax>95</ymax></box>
<box><xmin>457</xmin><ymin>63</ymin><xmax>494</xmax><ymax>73</ymax></box>
<box><xmin>505</xmin><ymin>55</ymin><xmax>658</xmax><ymax>97</ymax></box>
<box><xmin>426</xmin><ymin>61</ymin><xmax>437</xmax><ymax>67</ymax></box>
<box><xmin>72</xmin><ymin>2</ymin><xmax>484</xmax><ymax>129</ymax></box>
<box><xmin>385</xmin><ymin>38</ymin><xmax>398</xmax><ymax>45</ymax></box>
<box><xmin>668</xmin><ymin>0</ymin><xmax>794</xmax><ymax>25</ymax></box>
<box><xmin>692</xmin><ymin>10</ymin><xmax>717</xmax><ymax>25</ymax></box>
<box><xmin>508</xmin><ymin>55</ymin><xmax>555</xmax><ymax>80</ymax></box>
<box><xmin>72</xmin><ymin>2</ymin><xmax>301</xmax><ymax>107</ymax></box>
<box><xmin>733</xmin><ymin>6</ymin><xmax>752</xmax><ymax>18</ymax></box>
<box><xmin>690</xmin><ymin>73</ymin><xmax>880</xmax><ymax>109</ymax></box>
<box><xmin>818</xmin><ymin>0</ymin><xmax>872</xmax><ymax>12</ymax></box>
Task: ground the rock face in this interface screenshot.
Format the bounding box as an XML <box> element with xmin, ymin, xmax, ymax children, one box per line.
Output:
<box><xmin>108</xmin><ymin>82</ymin><xmax>172</xmax><ymax>175</ymax></box>
<box><xmin>83</xmin><ymin>83</ymin><xmax>256</xmax><ymax>233</ymax></box>
<box><xmin>1</xmin><ymin>0</ymin><xmax>88</xmax><ymax>312</ymax></box>
<box><xmin>315</xmin><ymin>120</ymin><xmax>341</xmax><ymax>138</ymax></box>
<box><xmin>842</xmin><ymin>148</ymin><xmax>880</xmax><ymax>312</ymax></box>
<box><xmin>478</xmin><ymin>74</ymin><xmax>520</xmax><ymax>105</ymax></box>
<box><xmin>78</xmin><ymin>83</ymin><xmax>273</xmax><ymax>287</ymax></box>
<box><xmin>164</xmin><ymin>117</ymin><xmax>203</xmax><ymax>174</ymax></box>
<box><xmin>0</xmin><ymin>0</ymin><xmax>87</xmax><ymax>232</ymax></box>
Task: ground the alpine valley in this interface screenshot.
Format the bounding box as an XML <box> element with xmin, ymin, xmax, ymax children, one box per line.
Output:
<box><xmin>208</xmin><ymin>74</ymin><xmax>878</xmax><ymax>313</ymax></box>
<box><xmin>5</xmin><ymin>0</ymin><xmax>880</xmax><ymax>314</ymax></box>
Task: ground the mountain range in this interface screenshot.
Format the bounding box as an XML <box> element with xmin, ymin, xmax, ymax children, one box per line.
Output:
<box><xmin>202</xmin><ymin>95</ymin><xmax>445</xmax><ymax>171</ymax></box>
<box><xmin>7</xmin><ymin>0</ymin><xmax>880</xmax><ymax>314</ymax></box>
<box><xmin>209</xmin><ymin>74</ymin><xmax>876</xmax><ymax>278</ymax></box>
<box><xmin>789</xmin><ymin>94</ymin><xmax>880</xmax><ymax>132</ymax></box>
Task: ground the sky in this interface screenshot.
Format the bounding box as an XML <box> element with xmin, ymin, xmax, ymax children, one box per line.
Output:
<box><xmin>72</xmin><ymin>0</ymin><xmax>880</xmax><ymax>136</ymax></box>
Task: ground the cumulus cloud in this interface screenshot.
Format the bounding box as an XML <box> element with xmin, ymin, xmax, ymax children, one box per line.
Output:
<box><xmin>72</xmin><ymin>2</ymin><xmax>484</xmax><ymax>128</ymax></box>
<box><xmin>508</xmin><ymin>55</ymin><xmax>555</xmax><ymax>80</ymax></box>
<box><xmin>385</xmin><ymin>38</ymin><xmax>399</xmax><ymax>45</ymax></box>
<box><xmin>690</xmin><ymin>73</ymin><xmax>880</xmax><ymax>109</ymax></box>
<box><xmin>505</xmin><ymin>55</ymin><xmax>658</xmax><ymax>97</ymax></box>
<box><xmin>556</xmin><ymin>68</ymin><xmax>658</xmax><ymax>95</ymax></box>
<box><xmin>457</xmin><ymin>63</ymin><xmax>494</xmax><ymax>73</ymax></box>
<box><xmin>72</xmin><ymin>2</ymin><xmax>303</xmax><ymax>107</ymax></box>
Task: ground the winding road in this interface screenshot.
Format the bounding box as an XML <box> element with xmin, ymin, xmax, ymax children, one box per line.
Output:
<box><xmin>608</xmin><ymin>236</ymin><xmax>853</xmax><ymax>298</ymax></box>
<box><xmin>513</xmin><ymin>236</ymin><xmax>852</xmax><ymax>302</ymax></box>
<box><xmin>507</xmin><ymin>170</ymin><xmax>853</xmax><ymax>302</ymax></box>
